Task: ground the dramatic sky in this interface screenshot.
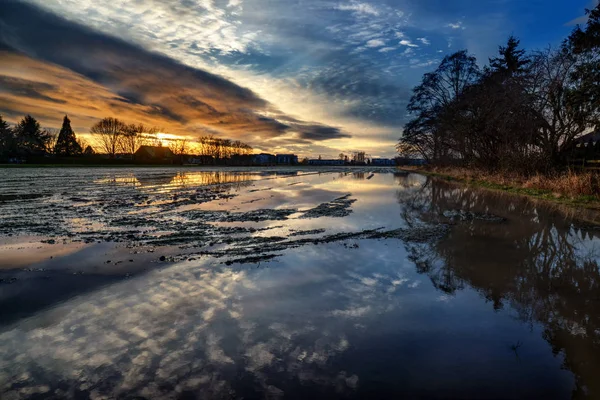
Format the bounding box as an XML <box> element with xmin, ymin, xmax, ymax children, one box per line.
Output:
<box><xmin>0</xmin><ymin>0</ymin><xmax>594</xmax><ymax>157</ymax></box>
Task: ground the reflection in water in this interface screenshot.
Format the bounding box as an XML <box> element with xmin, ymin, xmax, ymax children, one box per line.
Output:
<box><xmin>95</xmin><ymin>170</ymin><xmax>284</xmax><ymax>190</ymax></box>
<box><xmin>396</xmin><ymin>174</ymin><xmax>600</xmax><ymax>399</ymax></box>
<box><xmin>133</xmin><ymin>171</ymin><xmax>262</xmax><ymax>189</ymax></box>
<box><xmin>2</xmin><ymin>169</ymin><xmax>600</xmax><ymax>399</ymax></box>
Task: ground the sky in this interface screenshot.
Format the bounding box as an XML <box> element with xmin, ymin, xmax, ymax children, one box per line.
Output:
<box><xmin>0</xmin><ymin>0</ymin><xmax>594</xmax><ymax>157</ymax></box>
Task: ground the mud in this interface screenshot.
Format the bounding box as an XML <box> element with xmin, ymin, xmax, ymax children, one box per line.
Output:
<box><xmin>0</xmin><ymin>167</ymin><xmax>406</xmax><ymax>268</ymax></box>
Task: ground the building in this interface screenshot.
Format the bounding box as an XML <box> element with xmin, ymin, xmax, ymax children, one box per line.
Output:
<box><xmin>308</xmin><ymin>159</ymin><xmax>345</xmax><ymax>166</ymax></box>
<box><xmin>253</xmin><ymin>153</ymin><xmax>276</xmax><ymax>165</ymax></box>
<box><xmin>229</xmin><ymin>154</ymin><xmax>255</xmax><ymax>166</ymax></box>
<box><xmin>574</xmin><ymin>131</ymin><xmax>600</xmax><ymax>145</ymax></box>
<box><xmin>134</xmin><ymin>145</ymin><xmax>175</xmax><ymax>164</ymax></box>
<box><xmin>276</xmin><ymin>154</ymin><xmax>298</xmax><ymax>165</ymax></box>
<box><xmin>396</xmin><ymin>157</ymin><xmax>427</xmax><ymax>166</ymax></box>
<box><xmin>371</xmin><ymin>158</ymin><xmax>396</xmax><ymax>166</ymax></box>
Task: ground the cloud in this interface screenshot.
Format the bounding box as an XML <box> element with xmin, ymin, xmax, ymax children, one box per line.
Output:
<box><xmin>335</xmin><ymin>2</ymin><xmax>379</xmax><ymax>16</ymax></box>
<box><xmin>446</xmin><ymin>21</ymin><xmax>465</xmax><ymax>30</ymax></box>
<box><xmin>399</xmin><ymin>39</ymin><xmax>418</xmax><ymax>47</ymax></box>
<box><xmin>566</xmin><ymin>0</ymin><xmax>599</xmax><ymax>25</ymax></box>
<box><xmin>0</xmin><ymin>76</ymin><xmax>66</xmax><ymax>105</ymax></box>
<box><xmin>365</xmin><ymin>39</ymin><xmax>386</xmax><ymax>48</ymax></box>
<box><xmin>0</xmin><ymin>0</ymin><xmax>346</xmax><ymax>144</ymax></box>
<box><xmin>293</xmin><ymin>124</ymin><xmax>350</xmax><ymax>141</ymax></box>
<box><xmin>3</xmin><ymin>0</ymin><xmax>559</xmax><ymax>158</ymax></box>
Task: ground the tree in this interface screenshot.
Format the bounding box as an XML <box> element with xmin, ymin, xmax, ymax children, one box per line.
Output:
<box><xmin>400</xmin><ymin>50</ymin><xmax>480</xmax><ymax>162</ymax></box>
<box><xmin>0</xmin><ymin>115</ymin><xmax>15</xmax><ymax>161</ymax></box>
<box><xmin>90</xmin><ymin>117</ymin><xmax>126</xmax><ymax>158</ymax></box>
<box><xmin>54</xmin><ymin>115</ymin><xmax>82</xmax><ymax>156</ymax></box>
<box><xmin>169</xmin><ymin>139</ymin><xmax>188</xmax><ymax>164</ymax></box>
<box><xmin>121</xmin><ymin>123</ymin><xmax>159</xmax><ymax>155</ymax></box>
<box><xmin>489</xmin><ymin>35</ymin><xmax>531</xmax><ymax>78</ymax></box>
<box><xmin>567</xmin><ymin>2</ymin><xmax>600</xmax><ymax>131</ymax></box>
<box><xmin>444</xmin><ymin>37</ymin><xmax>540</xmax><ymax>171</ymax></box>
<box><xmin>529</xmin><ymin>47</ymin><xmax>592</xmax><ymax>165</ymax></box>
<box><xmin>14</xmin><ymin>115</ymin><xmax>51</xmax><ymax>156</ymax></box>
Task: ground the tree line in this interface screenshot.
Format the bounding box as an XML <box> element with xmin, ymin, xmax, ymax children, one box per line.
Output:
<box><xmin>0</xmin><ymin>115</ymin><xmax>254</xmax><ymax>163</ymax></box>
<box><xmin>90</xmin><ymin>117</ymin><xmax>254</xmax><ymax>160</ymax></box>
<box><xmin>398</xmin><ymin>4</ymin><xmax>600</xmax><ymax>174</ymax></box>
<box><xmin>0</xmin><ymin>114</ymin><xmax>93</xmax><ymax>161</ymax></box>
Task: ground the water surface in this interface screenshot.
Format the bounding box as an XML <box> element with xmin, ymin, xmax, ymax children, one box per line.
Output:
<box><xmin>0</xmin><ymin>167</ymin><xmax>599</xmax><ymax>399</ymax></box>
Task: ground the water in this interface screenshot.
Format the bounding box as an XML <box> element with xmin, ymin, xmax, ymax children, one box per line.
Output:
<box><xmin>0</xmin><ymin>167</ymin><xmax>599</xmax><ymax>399</ymax></box>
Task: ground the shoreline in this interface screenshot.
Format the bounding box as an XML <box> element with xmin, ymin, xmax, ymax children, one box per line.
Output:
<box><xmin>402</xmin><ymin>166</ymin><xmax>600</xmax><ymax>212</ymax></box>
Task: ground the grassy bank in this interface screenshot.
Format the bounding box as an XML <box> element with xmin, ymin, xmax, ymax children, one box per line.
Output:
<box><xmin>404</xmin><ymin>166</ymin><xmax>600</xmax><ymax>210</ymax></box>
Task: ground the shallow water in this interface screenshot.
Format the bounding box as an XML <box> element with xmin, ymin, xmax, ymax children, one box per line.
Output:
<box><xmin>0</xmin><ymin>167</ymin><xmax>599</xmax><ymax>399</ymax></box>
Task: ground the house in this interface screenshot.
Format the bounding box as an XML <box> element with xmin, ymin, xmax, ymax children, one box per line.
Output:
<box><xmin>574</xmin><ymin>131</ymin><xmax>600</xmax><ymax>145</ymax></box>
<box><xmin>276</xmin><ymin>154</ymin><xmax>298</xmax><ymax>165</ymax></box>
<box><xmin>371</xmin><ymin>158</ymin><xmax>396</xmax><ymax>166</ymax></box>
<box><xmin>308</xmin><ymin>159</ymin><xmax>345</xmax><ymax>165</ymax></box>
<box><xmin>254</xmin><ymin>153</ymin><xmax>276</xmax><ymax>165</ymax></box>
<box><xmin>134</xmin><ymin>145</ymin><xmax>175</xmax><ymax>164</ymax></box>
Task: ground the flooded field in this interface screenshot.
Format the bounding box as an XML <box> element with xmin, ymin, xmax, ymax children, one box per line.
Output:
<box><xmin>1</xmin><ymin>167</ymin><xmax>600</xmax><ymax>399</ymax></box>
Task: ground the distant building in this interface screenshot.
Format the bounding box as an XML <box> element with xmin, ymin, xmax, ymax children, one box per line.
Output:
<box><xmin>229</xmin><ymin>154</ymin><xmax>255</xmax><ymax>166</ymax></box>
<box><xmin>254</xmin><ymin>153</ymin><xmax>276</xmax><ymax>165</ymax></box>
<box><xmin>371</xmin><ymin>158</ymin><xmax>396</xmax><ymax>166</ymax></box>
<box><xmin>276</xmin><ymin>154</ymin><xmax>298</xmax><ymax>165</ymax></box>
<box><xmin>134</xmin><ymin>145</ymin><xmax>174</xmax><ymax>164</ymax></box>
<box><xmin>396</xmin><ymin>158</ymin><xmax>427</xmax><ymax>166</ymax></box>
<box><xmin>308</xmin><ymin>159</ymin><xmax>345</xmax><ymax>166</ymax></box>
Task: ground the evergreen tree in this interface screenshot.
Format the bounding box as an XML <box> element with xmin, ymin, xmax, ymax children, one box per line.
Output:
<box><xmin>568</xmin><ymin>3</ymin><xmax>600</xmax><ymax>129</ymax></box>
<box><xmin>0</xmin><ymin>115</ymin><xmax>15</xmax><ymax>161</ymax></box>
<box><xmin>488</xmin><ymin>36</ymin><xmax>531</xmax><ymax>77</ymax></box>
<box><xmin>14</xmin><ymin>115</ymin><xmax>50</xmax><ymax>156</ymax></box>
<box><xmin>54</xmin><ymin>115</ymin><xmax>82</xmax><ymax>156</ymax></box>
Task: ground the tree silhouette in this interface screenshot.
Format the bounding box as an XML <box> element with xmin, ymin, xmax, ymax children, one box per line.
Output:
<box><xmin>90</xmin><ymin>117</ymin><xmax>126</xmax><ymax>158</ymax></box>
<box><xmin>54</xmin><ymin>115</ymin><xmax>82</xmax><ymax>156</ymax></box>
<box><xmin>121</xmin><ymin>123</ymin><xmax>158</xmax><ymax>156</ymax></box>
<box><xmin>397</xmin><ymin>2</ymin><xmax>600</xmax><ymax>173</ymax></box>
<box><xmin>0</xmin><ymin>115</ymin><xmax>14</xmax><ymax>161</ymax></box>
<box><xmin>401</xmin><ymin>50</ymin><xmax>480</xmax><ymax>162</ymax></box>
<box><xmin>14</xmin><ymin>115</ymin><xmax>50</xmax><ymax>156</ymax></box>
<box><xmin>489</xmin><ymin>35</ymin><xmax>531</xmax><ymax>77</ymax></box>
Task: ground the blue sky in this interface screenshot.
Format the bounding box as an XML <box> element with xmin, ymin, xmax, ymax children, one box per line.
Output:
<box><xmin>0</xmin><ymin>0</ymin><xmax>594</xmax><ymax>157</ymax></box>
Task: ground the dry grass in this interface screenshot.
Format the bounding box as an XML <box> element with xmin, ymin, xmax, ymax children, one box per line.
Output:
<box><xmin>522</xmin><ymin>172</ymin><xmax>600</xmax><ymax>198</ymax></box>
<box><xmin>416</xmin><ymin>166</ymin><xmax>600</xmax><ymax>199</ymax></box>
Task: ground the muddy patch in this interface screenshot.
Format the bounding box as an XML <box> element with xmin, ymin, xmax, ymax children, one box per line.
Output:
<box><xmin>300</xmin><ymin>194</ymin><xmax>357</xmax><ymax>219</ymax></box>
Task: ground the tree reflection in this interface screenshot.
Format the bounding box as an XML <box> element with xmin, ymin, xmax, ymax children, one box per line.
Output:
<box><xmin>396</xmin><ymin>174</ymin><xmax>600</xmax><ymax>399</ymax></box>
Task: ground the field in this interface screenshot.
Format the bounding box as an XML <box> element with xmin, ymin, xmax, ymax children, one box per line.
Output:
<box><xmin>0</xmin><ymin>167</ymin><xmax>599</xmax><ymax>399</ymax></box>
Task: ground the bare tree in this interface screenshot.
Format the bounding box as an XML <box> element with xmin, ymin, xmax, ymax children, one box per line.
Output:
<box><xmin>90</xmin><ymin>117</ymin><xmax>127</xmax><ymax>158</ymax></box>
<box><xmin>169</xmin><ymin>138</ymin><xmax>188</xmax><ymax>156</ymax></box>
<box><xmin>121</xmin><ymin>123</ymin><xmax>159</xmax><ymax>155</ymax></box>
<box><xmin>530</xmin><ymin>47</ymin><xmax>594</xmax><ymax>164</ymax></box>
<box><xmin>44</xmin><ymin>128</ymin><xmax>60</xmax><ymax>155</ymax></box>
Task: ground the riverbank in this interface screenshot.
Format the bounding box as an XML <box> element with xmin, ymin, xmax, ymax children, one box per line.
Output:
<box><xmin>403</xmin><ymin>166</ymin><xmax>600</xmax><ymax>210</ymax></box>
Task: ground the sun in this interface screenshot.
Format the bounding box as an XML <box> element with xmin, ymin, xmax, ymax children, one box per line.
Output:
<box><xmin>154</xmin><ymin>132</ymin><xmax>182</xmax><ymax>142</ymax></box>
